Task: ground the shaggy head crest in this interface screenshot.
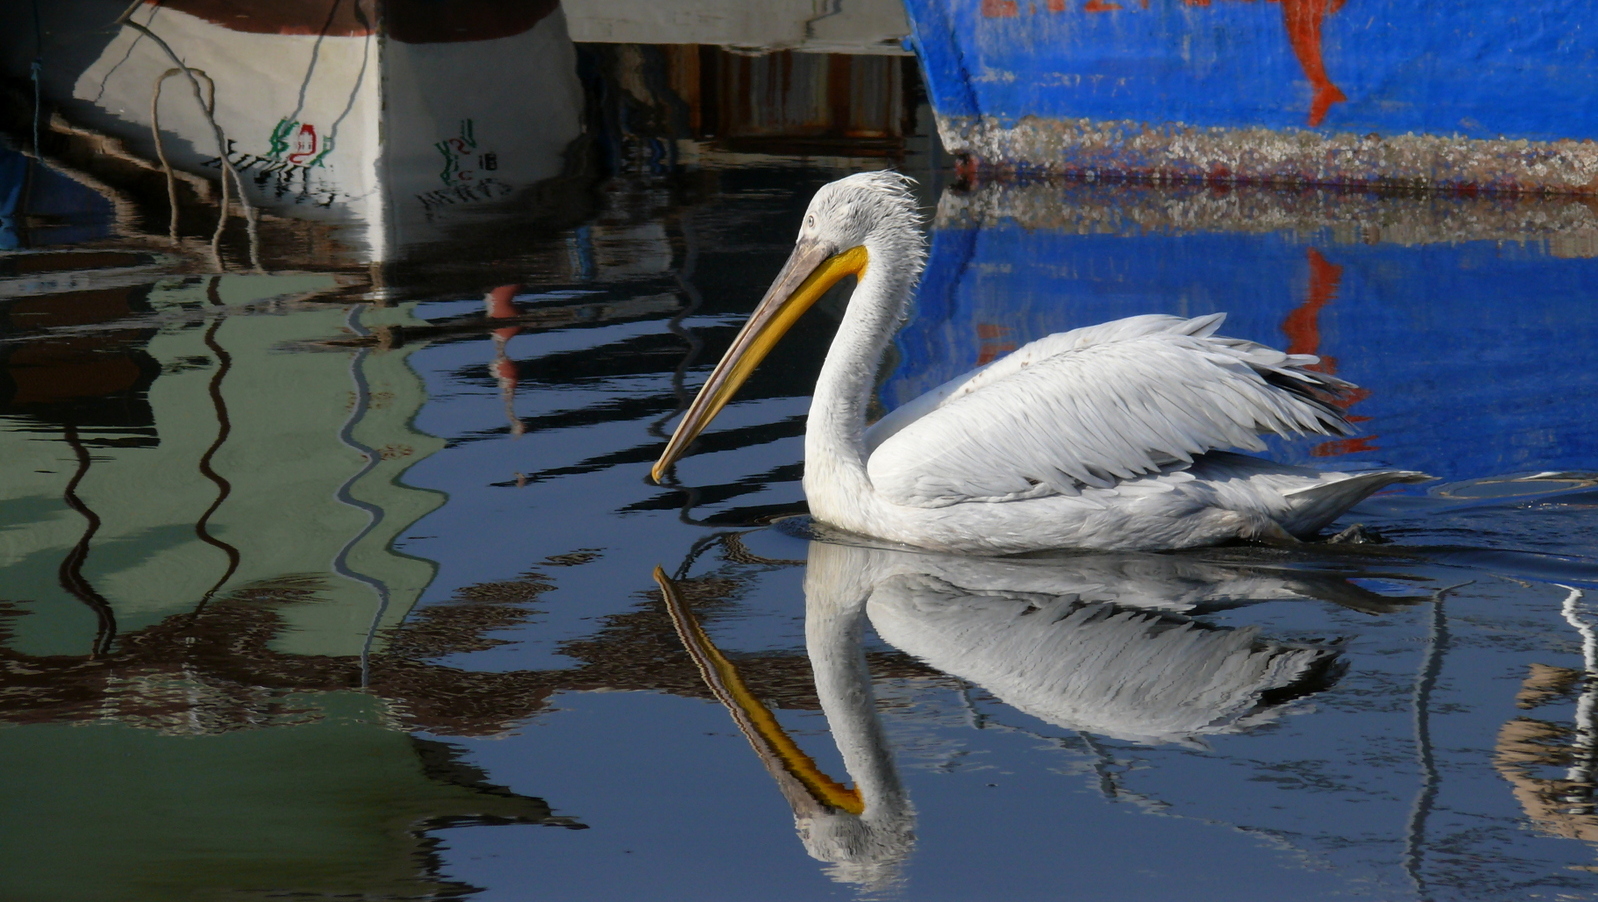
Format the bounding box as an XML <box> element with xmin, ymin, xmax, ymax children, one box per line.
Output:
<box><xmin>799</xmin><ymin>171</ymin><xmax>926</xmax><ymax>270</ymax></box>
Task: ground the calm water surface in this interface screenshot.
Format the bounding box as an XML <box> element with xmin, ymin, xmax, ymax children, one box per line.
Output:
<box><xmin>3</xmin><ymin>5</ymin><xmax>1598</xmax><ymax>900</ymax></box>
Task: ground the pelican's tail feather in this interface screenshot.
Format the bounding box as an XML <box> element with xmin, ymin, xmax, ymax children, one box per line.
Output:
<box><xmin>1281</xmin><ymin>469</ymin><xmax>1431</xmax><ymax>536</ymax></box>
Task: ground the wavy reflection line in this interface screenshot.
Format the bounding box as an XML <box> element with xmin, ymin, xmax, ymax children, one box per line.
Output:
<box><xmin>191</xmin><ymin>278</ymin><xmax>241</xmax><ymax>616</ymax></box>
<box><xmin>333</xmin><ymin>305</ymin><xmax>393</xmax><ymax>689</ymax></box>
<box><xmin>653</xmin><ymin>211</ymin><xmax>707</xmax><ymax>442</ymax></box>
<box><xmin>671</xmin><ymin>531</ymin><xmax>733</xmax><ymax>581</ymax></box>
<box><xmin>27</xmin><ymin>1</ymin><xmax>41</xmax><ymax>158</ymax></box>
<box><xmin>649</xmin><ymin>213</ymin><xmax>744</xmax><ymax>528</ymax></box>
<box><xmin>1561</xmin><ymin>587</ymin><xmax>1598</xmax><ymax>790</ymax></box>
<box><xmin>1403</xmin><ymin>588</ymin><xmax>1452</xmax><ymax>901</ymax></box>
<box><xmin>58</xmin><ymin>423</ymin><xmax>117</xmax><ymax>657</ymax></box>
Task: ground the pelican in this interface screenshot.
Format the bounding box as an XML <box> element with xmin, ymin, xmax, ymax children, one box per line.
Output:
<box><xmin>651</xmin><ymin>171</ymin><xmax>1427</xmax><ymax>554</ymax></box>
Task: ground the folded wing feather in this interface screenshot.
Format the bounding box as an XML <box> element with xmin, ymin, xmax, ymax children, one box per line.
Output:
<box><xmin>865</xmin><ymin>314</ymin><xmax>1353</xmax><ymax>507</ymax></box>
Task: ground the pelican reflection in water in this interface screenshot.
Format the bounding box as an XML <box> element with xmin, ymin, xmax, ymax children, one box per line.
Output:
<box><xmin>655</xmin><ymin>538</ymin><xmax>1397</xmax><ymax>890</ymax></box>
<box><xmin>651</xmin><ymin>172</ymin><xmax>1426</xmax><ymax>553</ymax></box>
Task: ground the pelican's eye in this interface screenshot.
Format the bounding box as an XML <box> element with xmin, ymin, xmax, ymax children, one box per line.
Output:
<box><xmin>805</xmin><ymin>214</ymin><xmax>816</xmax><ymax>231</ymax></box>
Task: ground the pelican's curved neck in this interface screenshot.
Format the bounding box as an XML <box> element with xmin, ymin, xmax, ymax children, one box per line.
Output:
<box><xmin>805</xmin><ymin>234</ymin><xmax>920</xmax><ymax>509</ymax></box>
<box><xmin>805</xmin><ymin>544</ymin><xmax>909</xmax><ymax>818</ymax></box>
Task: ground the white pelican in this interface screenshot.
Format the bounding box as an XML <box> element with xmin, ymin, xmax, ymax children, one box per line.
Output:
<box><xmin>652</xmin><ymin>171</ymin><xmax>1427</xmax><ymax>554</ymax></box>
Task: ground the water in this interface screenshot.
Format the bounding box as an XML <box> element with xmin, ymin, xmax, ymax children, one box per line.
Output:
<box><xmin>3</xmin><ymin>4</ymin><xmax>1598</xmax><ymax>900</ymax></box>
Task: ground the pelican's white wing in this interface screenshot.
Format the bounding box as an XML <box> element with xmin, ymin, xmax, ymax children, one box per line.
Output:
<box><xmin>866</xmin><ymin>314</ymin><xmax>1353</xmax><ymax>507</ymax></box>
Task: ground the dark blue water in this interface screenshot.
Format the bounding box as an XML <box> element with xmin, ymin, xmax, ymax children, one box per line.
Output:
<box><xmin>3</xmin><ymin>6</ymin><xmax>1598</xmax><ymax>900</ymax></box>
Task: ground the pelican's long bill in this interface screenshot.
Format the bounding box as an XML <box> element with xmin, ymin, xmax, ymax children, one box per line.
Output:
<box><xmin>650</xmin><ymin>239</ymin><xmax>869</xmax><ymax>482</ymax></box>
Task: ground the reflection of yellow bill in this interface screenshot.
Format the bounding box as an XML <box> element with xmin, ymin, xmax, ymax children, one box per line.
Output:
<box><xmin>654</xmin><ymin>566</ymin><xmax>863</xmax><ymax>815</ymax></box>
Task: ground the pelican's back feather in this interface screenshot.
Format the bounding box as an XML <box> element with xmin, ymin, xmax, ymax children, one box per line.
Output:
<box><xmin>866</xmin><ymin>314</ymin><xmax>1354</xmax><ymax>507</ymax></box>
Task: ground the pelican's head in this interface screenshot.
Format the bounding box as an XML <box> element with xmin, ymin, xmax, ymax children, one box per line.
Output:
<box><xmin>651</xmin><ymin>172</ymin><xmax>923</xmax><ymax>482</ymax></box>
<box><xmin>796</xmin><ymin>170</ymin><xmax>924</xmax><ymax>261</ymax></box>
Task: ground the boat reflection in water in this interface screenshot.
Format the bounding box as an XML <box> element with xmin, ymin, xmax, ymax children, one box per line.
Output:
<box><xmin>658</xmin><ymin>533</ymin><xmax>1425</xmax><ymax>891</ymax></box>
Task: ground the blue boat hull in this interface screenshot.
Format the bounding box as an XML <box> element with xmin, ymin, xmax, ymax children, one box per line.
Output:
<box><xmin>902</xmin><ymin>0</ymin><xmax>1598</xmax><ymax>191</ymax></box>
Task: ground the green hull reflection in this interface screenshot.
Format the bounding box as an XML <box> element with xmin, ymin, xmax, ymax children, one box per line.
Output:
<box><xmin>0</xmin><ymin>274</ymin><xmax>444</xmax><ymax>658</ymax></box>
<box><xmin>0</xmin><ymin>268</ymin><xmax>591</xmax><ymax>898</ymax></box>
<box><xmin>0</xmin><ymin>693</ymin><xmax>579</xmax><ymax>901</ymax></box>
